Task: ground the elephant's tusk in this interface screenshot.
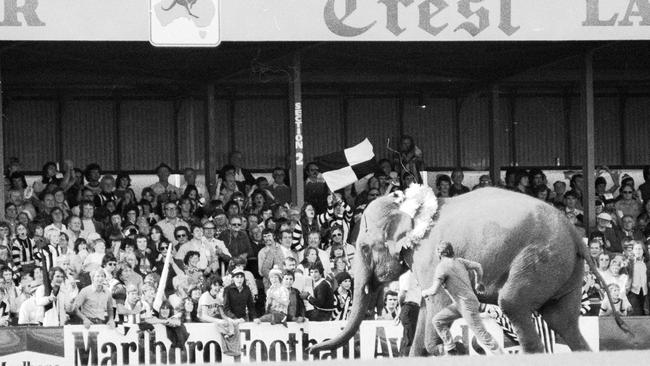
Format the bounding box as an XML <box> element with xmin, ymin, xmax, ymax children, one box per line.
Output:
<box><xmin>364</xmin><ymin>285</ymin><xmax>369</xmax><ymax>295</ymax></box>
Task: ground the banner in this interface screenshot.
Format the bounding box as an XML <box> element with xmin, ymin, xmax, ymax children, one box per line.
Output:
<box><xmin>0</xmin><ymin>0</ymin><xmax>650</xmax><ymax>41</ymax></box>
<box><xmin>0</xmin><ymin>316</ymin><xmax>626</xmax><ymax>365</ymax></box>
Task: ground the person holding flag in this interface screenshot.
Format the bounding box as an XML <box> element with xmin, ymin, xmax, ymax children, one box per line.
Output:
<box><xmin>34</xmin><ymin>266</ymin><xmax>71</xmax><ymax>326</ymax></box>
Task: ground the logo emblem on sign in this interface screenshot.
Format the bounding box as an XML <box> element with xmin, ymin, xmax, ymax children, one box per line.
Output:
<box><xmin>150</xmin><ymin>0</ymin><xmax>220</xmax><ymax>47</ymax></box>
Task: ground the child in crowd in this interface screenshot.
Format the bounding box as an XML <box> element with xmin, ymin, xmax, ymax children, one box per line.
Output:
<box><xmin>600</xmin><ymin>283</ymin><xmax>631</xmax><ymax>317</ymax></box>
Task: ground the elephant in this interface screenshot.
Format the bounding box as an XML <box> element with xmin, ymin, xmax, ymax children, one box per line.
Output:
<box><xmin>311</xmin><ymin>185</ymin><xmax>628</xmax><ymax>355</ymax></box>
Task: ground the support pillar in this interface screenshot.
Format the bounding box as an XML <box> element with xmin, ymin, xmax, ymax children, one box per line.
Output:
<box><xmin>290</xmin><ymin>52</ymin><xmax>304</xmax><ymax>207</ymax></box>
<box><xmin>205</xmin><ymin>84</ymin><xmax>218</xmax><ymax>199</ymax></box>
<box><xmin>582</xmin><ymin>50</ymin><xmax>596</xmax><ymax>233</ymax></box>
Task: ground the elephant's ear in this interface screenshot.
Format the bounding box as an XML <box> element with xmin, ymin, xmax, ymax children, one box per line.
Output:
<box><xmin>384</xmin><ymin>211</ymin><xmax>413</xmax><ymax>244</ymax></box>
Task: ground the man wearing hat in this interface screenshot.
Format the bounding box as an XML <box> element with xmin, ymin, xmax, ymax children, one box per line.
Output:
<box><xmin>592</xmin><ymin>213</ymin><xmax>622</xmax><ymax>253</ymax></box>
<box><xmin>223</xmin><ymin>268</ymin><xmax>257</xmax><ymax>322</ymax></box>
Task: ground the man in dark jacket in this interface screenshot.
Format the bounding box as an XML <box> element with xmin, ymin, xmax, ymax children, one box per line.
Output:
<box><xmin>223</xmin><ymin>268</ymin><xmax>257</xmax><ymax>321</ymax></box>
<box><xmin>307</xmin><ymin>263</ymin><xmax>334</xmax><ymax>321</ymax></box>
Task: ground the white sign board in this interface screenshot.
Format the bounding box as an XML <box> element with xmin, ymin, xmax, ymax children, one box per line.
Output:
<box><xmin>149</xmin><ymin>0</ymin><xmax>220</xmax><ymax>47</ymax></box>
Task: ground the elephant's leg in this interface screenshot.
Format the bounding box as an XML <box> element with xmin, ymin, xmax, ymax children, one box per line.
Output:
<box><xmin>499</xmin><ymin>288</ymin><xmax>545</xmax><ymax>353</ymax></box>
<box><xmin>540</xmin><ymin>288</ymin><xmax>590</xmax><ymax>351</ymax></box>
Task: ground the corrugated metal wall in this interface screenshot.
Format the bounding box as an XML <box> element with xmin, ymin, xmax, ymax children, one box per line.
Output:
<box><xmin>233</xmin><ymin>98</ymin><xmax>288</xmax><ymax>169</ymax></box>
<box><xmin>624</xmin><ymin>96</ymin><xmax>650</xmax><ymax>165</ymax></box>
<box><xmin>62</xmin><ymin>100</ymin><xmax>116</xmax><ymax>170</ymax></box>
<box><xmin>119</xmin><ymin>100</ymin><xmax>175</xmax><ymax>170</ymax></box>
<box><xmin>302</xmin><ymin>97</ymin><xmax>342</xmax><ymax>162</ymax></box>
<box><xmin>210</xmin><ymin>99</ymin><xmax>232</xmax><ymax>170</ymax></box>
<box><xmin>3</xmin><ymin>89</ymin><xmax>647</xmax><ymax>172</ymax></box>
<box><xmin>4</xmin><ymin>99</ymin><xmax>58</xmax><ymax>170</ymax></box>
<box><xmin>177</xmin><ymin>98</ymin><xmax>206</xmax><ymax>170</ymax></box>
<box><xmin>403</xmin><ymin>97</ymin><xmax>455</xmax><ymax>167</ymax></box>
<box><xmin>346</xmin><ymin>97</ymin><xmax>399</xmax><ymax>161</ymax></box>
<box><xmin>514</xmin><ymin>97</ymin><xmax>566</xmax><ymax>167</ymax></box>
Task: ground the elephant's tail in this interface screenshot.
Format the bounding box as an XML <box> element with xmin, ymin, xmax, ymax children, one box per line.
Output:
<box><xmin>576</xmin><ymin>238</ymin><xmax>633</xmax><ymax>337</ymax></box>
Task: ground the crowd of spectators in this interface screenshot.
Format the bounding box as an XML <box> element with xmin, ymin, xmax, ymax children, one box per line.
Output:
<box><xmin>0</xmin><ymin>135</ymin><xmax>648</xmax><ymax>349</ymax></box>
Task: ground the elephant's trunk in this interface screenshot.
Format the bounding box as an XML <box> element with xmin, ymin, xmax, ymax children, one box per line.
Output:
<box><xmin>308</xmin><ymin>255</ymin><xmax>375</xmax><ymax>352</ymax></box>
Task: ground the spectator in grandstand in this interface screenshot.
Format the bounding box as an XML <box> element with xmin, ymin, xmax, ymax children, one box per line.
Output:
<box><xmin>597</xmin><ymin>253</ymin><xmax>611</xmax><ymax>276</ymax></box>
<box><xmin>223</xmin><ymin>268</ymin><xmax>257</xmax><ymax>322</ymax></box>
<box><xmin>435</xmin><ymin>174</ymin><xmax>452</xmax><ymax>198</ymax></box>
<box><xmin>44</xmin><ymin>207</ymin><xmax>67</xmax><ymax>241</ymax></box>
<box><xmin>550</xmin><ymin>180</ymin><xmax>567</xmax><ymax>207</ymax></box>
<box><xmin>114</xmin><ymin>283</ymin><xmax>148</xmax><ymax>325</ymax></box>
<box><xmin>84</xmin><ymin>163</ymin><xmax>102</xmax><ymax>196</ymax></box>
<box><xmin>281</xmin><ymin>270</ymin><xmax>305</xmax><ymax>322</ymax></box>
<box><xmin>602</xmin><ymin>254</ymin><xmax>631</xmax><ymax>296</ymax></box>
<box><xmin>175</xmin><ymin>225</ymin><xmax>212</xmax><ymax>272</ymax></box>
<box><xmin>197</xmin><ymin>275</ymin><xmax>241</xmax><ymax>356</ymax></box>
<box><xmin>157</xmin><ymin>201</ymin><xmax>189</xmax><ymax>247</ymax></box>
<box><xmin>513</xmin><ymin>170</ymin><xmax>531</xmax><ymax>195</ymax></box>
<box><xmin>532</xmin><ymin>184</ymin><xmax>550</xmax><ymax>202</ymax></box>
<box><xmin>245</xmin><ymin>189</ymin><xmax>269</xmax><ymax>217</ymax></box>
<box><xmin>472</xmin><ymin>175</ymin><xmax>492</xmax><ymax>190</ymax></box>
<box><xmin>563</xmin><ymin>191</ymin><xmax>584</xmax><ymax>226</ymax></box>
<box><xmin>82</xmin><ymin>236</ymin><xmax>106</xmax><ymax>273</ymax></box>
<box><xmin>178</xmin><ymin>197</ymin><xmax>199</xmax><ymax>227</ymax></box>
<box><xmin>306</xmin><ymin>263</ymin><xmax>334</xmax><ymax>322</ymax></box>
<box><xmin>79</xmin><ymin>201</ymin><xmax>105</xmax><ymax>240</ymax></box>
<box><xmin>259</xmin><ymin>268</ymin><xmax>289</xmax><ymax>325</ymax></box>
<box><xmin>617</xmin><ymin>215</ymin><xmax>645</xmax><ymax>245</ymax></box>
<box><xmin>304</xmin><ymin>162</ymin><xmax>328</xmax><ymax>213</ymax></box>
<box><xmin>393</xmin><ymin>135</ymin><xmax>423</xmax><ymax>184</ymax></box>
<box><xmin>332</xmin><ymin>271</ymin><xmax>353</xmax><ymax>321</ymax></box>
<box><xmin>592</xmin><ymin>213</ymin><xmax>622</xmax><ymax>253</ymax></box>
<box><xmin>133</xmin><ymin>234</ymin><xmax>154</xmax><ymax>276</ymax></box>
<box><xmin>626</xmin><ymin>242</ymin><xmax>648</xmax><ymax>315</ymax></box>
<box><xmin>226</xmin><ymin>151</ymin><xmax>256</xmax><ymax>191</ymax></box>
<box><xmin>278</xmin><ymin>229</ymin><xmax>297</xmax><ymax>262</ymax></box>
<box><xmin>179</xmin><ymin>167</ymin><xmax>208</xmax><ymax>200</ymax></box>
<box><xmin>588</xmin><ymin>238</ymin><xmax>604</xmax><ymax>264</ymax></box>
<box><xmin>327</xmin><ymin>225</ymin><xmax>355</xmax><ymax>264</ymax></box>
<box><xmin>269</xmin><ymin>167</ymin><xmax>291</xmax><ymax>206</ymax></box>
<box><xmin>329</xmin><ymin>256</ymin><xmax>350</xmax><ymax>283</ymax></box>
<box><xmin>449</xmin><ymin>169</ymin><xmax>470</xmax><ymax>197</ymax></box>
<box><xmin>201</xmin><ymin>221</ymin><xmax>231</xmax><ymax>271</ymax></box>
<box><xmin>150</xmin><ymin>163</ymin><xmax>180</xmax><ymax>198</ymax></box>
<box><xmin>2</xmin><ymin>266</ymin><xmax>19</xmax><ymax>316</ymax></box>
<box><xmin>222</xmin><ymin>258</ymin><xmax>258</xmax><ymax>300</ymax></box>
<box><xmin>258</xmin><ymin>229</ymin><xmax>285</xmax><ymax>290</ymax></box>
<box><xmin>33</xmin><ymin>266</ymin><xmax>72</xmax><ymax>326</ymax></box>
<box><xmin>11</xmin><ymin>223</ymin><xmax>39</xmax><ymax>275</ymax></box>
<box><xmin>616</xmin><ymin>186</ymin><xmax>643</xmax><ymax>220</ymax></box>
<box><xmin>74</xmin><ymin>269</ymin><xmax>115</xmax><ymax>328</ymax></box>
<box><xmin>638</xmin><ymin>166</ymin><xmax>650</xmax><ymax>203</ymax></box>
<box><xmin>94</xmin><ymin>175</ymin><xmax>117</xmax><ymax>210</ymax></box>
<box><xmin>0</xmin><ymin>284</ymin><xmax>11</xmax><ymax>326</ymax></box>
<box><xmin>599</xmin><ymin>283</ymin><xmax>631</xmax><ymax>317</ymax></box>
<box><xmin>218</xmin><ymin>216</ymin><xmax>251</xmax><ymax>261</ymax></box>
<box><xmin>298</xmin><ymin>246</ymin><xmax>325</xmax><ymax>277</ymax></box>
<box><xmin>114</xmin><ymin>172</ymin><xmax>136</xmax><ymax>203</ymax></box>
<box><xmin>377</xmin><ymin>290</ymin><xmax>400</xmax><ymax>320</ymax></box>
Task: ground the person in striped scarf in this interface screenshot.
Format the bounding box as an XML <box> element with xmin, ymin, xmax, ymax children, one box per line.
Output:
<box><xmin>11</xmin><ymin>224</ymin><xmax>40</xmax><ymax>275</ymax></box>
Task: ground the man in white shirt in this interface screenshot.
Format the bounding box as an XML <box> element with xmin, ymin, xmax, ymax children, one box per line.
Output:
<box><xmin>157</xmin><ymin>202</ymin><xmax>189</xmax><ymax>246</ymax></box>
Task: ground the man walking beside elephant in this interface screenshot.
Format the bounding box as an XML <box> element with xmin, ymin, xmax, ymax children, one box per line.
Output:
<box><xmin>422</xmin><ymin>241</ymin><xmax>503</xmax><ymax>356</ymax></box>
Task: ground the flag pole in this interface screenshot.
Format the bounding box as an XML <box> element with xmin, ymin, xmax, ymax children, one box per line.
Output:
<box><xmin>153</xmin><ymin>244</ymin><xmax>173</xmax><ymax>311</ymax></box>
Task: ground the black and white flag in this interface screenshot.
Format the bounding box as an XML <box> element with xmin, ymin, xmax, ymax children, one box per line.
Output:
<box><xmin>315</xmin><ymin>138</ymin><xmax>378</xmax><ymax>192</ymax></box>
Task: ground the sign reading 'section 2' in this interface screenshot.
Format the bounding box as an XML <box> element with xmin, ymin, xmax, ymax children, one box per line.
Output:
<box><xmin>0</xmin><ymin>0</ymin><xmax>649</xmax><ymax>42</ymax></box>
